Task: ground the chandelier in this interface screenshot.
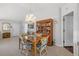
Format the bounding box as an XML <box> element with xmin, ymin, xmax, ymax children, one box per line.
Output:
<box><xmin>25</xmin><ymin>5</ymin><xmax>36</xmax><ymax>23</ymax></box>
<box><xmin>25</xmin><ymin>14</ymin><xmax>36</xmax><ymax>23</ymax></box>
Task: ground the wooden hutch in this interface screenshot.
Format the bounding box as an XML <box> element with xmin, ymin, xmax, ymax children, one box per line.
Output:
<box><xmin>36</xmin><ymin>18</ymin><xmax>53</xmax><ymax>46</ymax></box>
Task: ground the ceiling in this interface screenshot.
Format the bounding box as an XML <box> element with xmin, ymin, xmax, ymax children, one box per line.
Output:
<box><xmin>0</xmin><ymin>3</ymin><xmax>66</xmax><ymax>22</ymax></box>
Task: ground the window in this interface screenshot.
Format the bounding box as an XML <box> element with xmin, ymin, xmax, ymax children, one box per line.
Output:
<box><xmin>2</xmin><ymin>23</ymin><xmax>11</xmax><ymax>31</ymax></box>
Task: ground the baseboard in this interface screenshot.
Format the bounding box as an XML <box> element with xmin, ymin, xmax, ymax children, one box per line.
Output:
<box><xmin>55</xmin><ymin>43</ymin><xmax>62</xmax><ymax>47</ymax></box>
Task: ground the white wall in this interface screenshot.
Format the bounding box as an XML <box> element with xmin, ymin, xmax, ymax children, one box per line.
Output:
<box><xmin>77</xmin><ymin>4</ymin><xmax>79</xmax><ymax>42</ymax></box>
<box><xmin>0</xmin><ymin>4</ymin><xmax>26</xmax><ymax>22</ymax></box>
<box><xmin>76</xmin><ymin>4</ymin><xmax>79</xmax><ymax>56</ymax></box>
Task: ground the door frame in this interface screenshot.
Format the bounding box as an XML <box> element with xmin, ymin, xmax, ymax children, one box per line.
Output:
<box><xmin>63</xmin><ymin>16</ymin><xmax>65</xmax><ymax>46</ymax></box>
<box><xmin>63</xmin><ymin>12</ymin><xmax>74</xmax><ymax>53</ymax></box>
<box><xmin>61</xmin><ymin>4</ymin><xmax>78</xmax><ymax>56</ymax></box>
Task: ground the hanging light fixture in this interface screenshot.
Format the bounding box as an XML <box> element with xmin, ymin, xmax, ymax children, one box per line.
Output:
<box><xmin>25</xmin><ymin>5</ymin><xmax>36</xmax><ymax>23</ymax></box>
<box><xmin>25</xmin><ymin>14</ymin><xmax>36</xmax><ymax>22</ymax></box>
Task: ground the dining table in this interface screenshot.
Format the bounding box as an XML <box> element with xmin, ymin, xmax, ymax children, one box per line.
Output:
<box><xmin>26</xmin><ymin>35</ymin><xmax>41</xmax><ymax>56</ymax></box>
<box><xmin>31</xmin><ymin>37</ymin><xmax>40</xmax><ymax>56</ymax></box>
<box><xmin>19</xmin><ymin>35</ymin><xmax>41</xmax><ymax>56</ymax></box>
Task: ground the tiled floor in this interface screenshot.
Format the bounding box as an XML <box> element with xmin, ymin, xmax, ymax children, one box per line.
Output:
<box><xmin>47</xmin><ymin>46</ymin><xmax>73</xmax><ymax>56</ymax></box>
<box><xmin>0</xmin><ymin>37</ymin><xmax>23</xmax><ymax>56</ymax></box>
<box><xmin>0</xmin><ymin>37</ymin><xmax>73</xmax><ymax>56</ymax></box>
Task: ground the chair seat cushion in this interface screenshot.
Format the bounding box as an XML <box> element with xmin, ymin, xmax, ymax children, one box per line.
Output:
<box><xmin>37</xmin><ymin>44</ymin><xmax>46</xmax><ymax>50</ymax></box>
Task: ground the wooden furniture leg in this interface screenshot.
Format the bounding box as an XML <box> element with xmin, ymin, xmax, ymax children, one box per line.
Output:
<box><xmin>32</xmin><ymin>41</ymin><xmax>37</xmax><ymax>56</ymax></box>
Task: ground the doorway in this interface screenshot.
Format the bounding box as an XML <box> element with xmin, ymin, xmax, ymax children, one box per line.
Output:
<box><xmin>63</xmin><ymin>12</ymin><xmax>73</xmax><ymax>53</ymax></box>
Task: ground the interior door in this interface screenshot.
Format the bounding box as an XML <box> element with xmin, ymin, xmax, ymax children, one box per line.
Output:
<box><xmin>63</xmin><ymin>12</ymin><xmax>73</xmax><ymax>53</ymax></box>
<box><xmin>63</xmin><ymin>12</ymin><xmax>73</xmax><ymax>46</ymax></box>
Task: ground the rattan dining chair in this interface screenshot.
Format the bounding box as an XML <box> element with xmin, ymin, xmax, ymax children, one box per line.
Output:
<box><xmin>36</xmin><ymin>37</ymin><xmax>48</xmax><ymax>56</ymax></box>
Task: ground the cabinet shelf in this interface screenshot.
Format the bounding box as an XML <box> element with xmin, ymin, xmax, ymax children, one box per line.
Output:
<box><xmin>36</xmin><ymin>18</ymin><xmax>53</xmax><ymax>46</ymax></box>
